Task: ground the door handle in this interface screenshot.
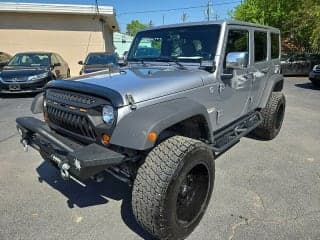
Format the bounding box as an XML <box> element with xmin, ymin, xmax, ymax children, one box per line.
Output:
<box><xmin>243</xmin><ymin>72</ymin><xmax>254</xmax><ymax>79</ymax></box>
<box><xmin>261</xmin><ymin>68</ymin><xmax>269</xmax><ymax>74</ymax></box>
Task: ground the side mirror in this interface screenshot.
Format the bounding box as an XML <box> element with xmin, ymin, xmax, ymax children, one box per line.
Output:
<box><xmin>0</xmin><ymin>61</ymin><xmax>8</xmax><ymax>67</ymax></box>
<box><xmin>52</xmin><ymin>63</ymin><xmax>61</xmax><ymax>68</ymax></box>
<box><xmin>78</xmin><ymin>60</ymin><xmax>84</xmax><ymax>65</ymax></box>
<box><xmin>118</xmin><ymin>59</ymin><xmax>127</xmax><ymax>67</ymax></box>
<box><xmin>226</xmin><ymin>52</ymin><xmax>248</xmax><ymax>69</ymax></box>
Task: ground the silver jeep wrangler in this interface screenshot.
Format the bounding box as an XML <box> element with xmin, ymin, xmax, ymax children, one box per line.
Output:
<box><xmin>16</xmin><ymin>20</ymin><xmax>285</xmax><ymax>240</ymax></box>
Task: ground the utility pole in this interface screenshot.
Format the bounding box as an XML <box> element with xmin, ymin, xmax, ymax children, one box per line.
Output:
<box><xmin>162</xmin><ymin>15</ymin><xmax>165</xmax><ymax>25</ymax></box>
<box><xmin>205</xmin><ymin>1</ymin><xmax>211</xmax><ymax>21</ymax></box>
<box><xmin>181</xmin><ymin>12</ymin><xmax>188</xmax><ymax>23</ymax></box>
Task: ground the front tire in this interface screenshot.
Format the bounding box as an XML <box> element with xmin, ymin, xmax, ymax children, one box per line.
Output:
<box><xmin>132</xmin><ymin>136</ymin><xmax>215</xmax><ymax>240</ymax></box>
<box><xmin>253</xmin><ymin>92</ymin><xmax>286</xmax><ymax>140</ymax></box>
<box><xmin>310</xmin><ymin>79</ymin><xmax>320</xmax><ymax>88</ymax></box>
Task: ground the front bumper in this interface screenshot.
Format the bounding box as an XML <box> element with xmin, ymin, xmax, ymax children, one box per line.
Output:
<box><xmin>309</xmin><ymin>72</ymin><xmax>320</xmax><ymax>82</ymax></box>
<box><xmin>0</xmin><ymin>78</ymin><xmax>48</xmax><ymax>93</ymax></box>
<box><xmin>16</xmin><ymin>117</ymin><xmax>126</xmax><ymax>180</ymax></box>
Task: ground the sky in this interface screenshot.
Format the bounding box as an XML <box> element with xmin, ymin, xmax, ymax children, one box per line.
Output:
<box><xmin>0</xmin><ymin>0</ymin><xmax>241</xmax><ymax>32</ymax></box>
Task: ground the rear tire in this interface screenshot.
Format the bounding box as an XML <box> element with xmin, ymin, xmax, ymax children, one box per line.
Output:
<box><xmin>253</xmin><ymin>92</ymin><xmax>286</xmax><ymax>140</ymax></box>
<box><xmin>132</xmin><ymin>136</ymin><xmax>215</xmax><ymax>240</ymax></box>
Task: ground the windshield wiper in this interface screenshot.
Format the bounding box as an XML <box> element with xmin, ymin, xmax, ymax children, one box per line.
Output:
<box><xmin>127</xmin><ymin>58</ymin><xmax>146</xmax><ymax>65</ymax></box>
<box><xmin>152</xmin><ymin>57</ymin><xmax>187</xmax><ymax>70</ymax></box>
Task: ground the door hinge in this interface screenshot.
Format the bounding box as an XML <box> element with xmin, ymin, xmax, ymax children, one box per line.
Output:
<box><xmin>216</xmin><ymin>110</ymin><xmax>223</xmax><ymax>124</ymax></box>
<box><xmin>218</xmin><ymin>83</ymin><xmax>225</xmax><ymax>93</ymax></box>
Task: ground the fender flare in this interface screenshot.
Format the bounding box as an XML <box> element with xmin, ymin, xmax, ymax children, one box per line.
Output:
<box><xmin>258</xmin><ymin>74</ymin><xmax>284</xmax><ymax>108</ymax></box>
<box><xmin>110</xmin><ymin>98</ymin><xmax>213</xmax><ymax>150</ymax></box>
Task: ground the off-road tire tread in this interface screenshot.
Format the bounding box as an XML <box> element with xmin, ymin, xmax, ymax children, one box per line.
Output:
<box><xmin>253</xmin><ymin>92</ymin><xmax>285</xmax><ymax>140</ymax></box>
<box><xmin>132</xmin><ymin>136</ymin><xmax>213</xmax><ymax>240</ymax></box>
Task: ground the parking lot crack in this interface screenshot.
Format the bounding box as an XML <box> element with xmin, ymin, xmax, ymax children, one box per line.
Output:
<box><xmin>291</xmin><ymin>210</ymin><xmax>320</xmax><ymax>221</ymax></box>
<box><xmin>0</xmin><ymin>133</ymin><xmax>18</xmax><ymax>143</ymax></box>
<box><xmin>228</xmin><ymin>216</ymin><xmax>255</xmax><ymax>240</ymax></box>
<box><xmin>228</xmin><ymin>216</ymin><xmax>287</xmax><ymax>240</ymax></box>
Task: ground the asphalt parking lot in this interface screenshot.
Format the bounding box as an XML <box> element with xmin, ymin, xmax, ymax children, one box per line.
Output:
<box><xmin>0</xmin><ymin>77</ymin><xmax>319</xmax><ymax>240</ymax></box>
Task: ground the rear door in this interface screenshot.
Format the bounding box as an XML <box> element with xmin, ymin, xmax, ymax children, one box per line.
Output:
<box><xmin>51</xmin><ymin>54</ymin><xmax>63</xmax><ymax>79</ymax></box>
<box><xmin>249</xmin><ymin>30</ymin><xmax>269</xmax><ymax>110</ymax></box>
<box><xmin>56</xmin><ymin>54</ymin><xmax>69</xmax><ymax>78</ymax></box>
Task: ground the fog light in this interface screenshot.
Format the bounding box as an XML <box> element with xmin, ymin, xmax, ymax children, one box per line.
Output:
<box><xmin>101</xmin><ymin>133</ymin><xmax>111</xmax><ymax>145</ymax></box>
<box><xmin>43</xmin><ymin>112</ymin><xmax>49</xmax><ymax>122</ymax></box>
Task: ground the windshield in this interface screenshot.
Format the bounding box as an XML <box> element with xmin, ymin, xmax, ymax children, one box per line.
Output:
<box><xmin>7</xmin><ymin>53</ymin><xmax>50</xmax><ymax>67</ymax></box>
<box><xmin>127</xmin><ymin>25</ymin><xmax>221</xmax><ymax>62</ymax></box>
<box><xmin>85</xmin><ymin>54</ymin><xmax>118</xmax><ymax>65</ymax></box>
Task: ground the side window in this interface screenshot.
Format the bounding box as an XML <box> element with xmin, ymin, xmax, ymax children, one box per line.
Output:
<box><xmin>51</xmin><ymin>54</ymin><xmax>58</xmax><ymax>64</ymax></box>
<box><xmin>56</xmin><ymin>54</ymin><xmax>64</xmax><ymax>63</ymax></box>
<box><xmin>254</xmin><ymin>31</ymin><xmax>267</xmax><ymax>62</ymax></box>
<box><xmin>224</xmin><ymin>29</ymin><xmax>249</xmax><ymax>68</ymax></box>
<box><xmin>271</xmin><ymin>33</ymin><xmax>280</xmax><ymax>59</ymax></box>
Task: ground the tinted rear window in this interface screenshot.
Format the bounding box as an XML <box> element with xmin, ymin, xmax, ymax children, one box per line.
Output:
<box><xmin>254</xmin><ymin>31</ymin><xmax>268</xmax><ymax>62</ymax></box>
<box><xmin>271</xmin><ymin>33</ymin><xmax>280</xmax><ymax>59</ymax></box>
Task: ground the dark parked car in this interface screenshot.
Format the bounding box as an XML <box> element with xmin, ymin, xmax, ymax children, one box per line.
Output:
<box><xmin>78</xmin><ymin>52</ymin><xmax>119</xmax><ymax>75</ymax></box>
<box><xmin>309</xmin><ymin>64</ymin><xmax>320</xmax><ymax>87</ymax></box>
<box><xmin>0</xmin><ymin>52</ymin><xmax>70</xmax><ymax>93</ymax></box>
<box><xmin>281</xmin><ymin>53</ymin><xmax>311</xmax><ymax>76</ymax></box>
<box><xmin>0</xmin><ymin>52</ymin><xmax>12</xmax><ymax>70</ymax></box>
<box><xmin>309</xmin><ymin>53</ymin><xmax>320</xmax><ymax>68</ymax></box>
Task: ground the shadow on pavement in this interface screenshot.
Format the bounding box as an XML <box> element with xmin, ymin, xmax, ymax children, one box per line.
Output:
<box><xmin>36</xmin><ymin>161</ymin><xmax>155</xmax><ymax>240</ymax></box>
<box><xmin>0</xmin><ymin>92</ymin><xmax>38</xmax><ymax>99</ymax></box>
<box><xmin>295</xmin><ymin>82</ymin><xmax>320</xmax><ymax>90</ymax></box>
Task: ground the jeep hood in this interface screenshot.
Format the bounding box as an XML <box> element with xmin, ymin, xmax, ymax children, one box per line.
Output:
<box><xmin>48</xmin><ymin>66</ymin><xmax>208</xmax><ymax>107</ymax></box>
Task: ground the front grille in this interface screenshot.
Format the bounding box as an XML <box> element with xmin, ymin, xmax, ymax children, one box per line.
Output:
<box><xmin>3</xmin><ymin>76</ymin><xmax>28</xmax><ymax>82</ymax></box>
<box><xmin>47</xmin><ymin>105</ymin><xmax>97</xmax><ymax>140</ymax></box>
<box><xmin>47</xmin><ymin>90</ymin><xmax>96</xmax><ymax>105</ymax></box>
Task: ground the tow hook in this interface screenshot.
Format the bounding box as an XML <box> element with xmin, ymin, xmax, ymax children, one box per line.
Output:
<box><xmin>60</xmin><ymin>163</ymin><xmax>70</xmax><ymax>180</ymax></box>
<box><xmin>22</xmin><ymin>139</ymin><xmax>29</xmax><ymax>152</ymax></box>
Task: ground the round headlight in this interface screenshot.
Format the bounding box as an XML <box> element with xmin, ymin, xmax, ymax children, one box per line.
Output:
<box><xmin>102</xmin><ymin>105</ymin><xmax>115</xmax><ymax>125</ymax></box>
<box><xmin>43</xmin><ymin>98</ymin><xmax>47</xmax><ymax>108</ymax></box>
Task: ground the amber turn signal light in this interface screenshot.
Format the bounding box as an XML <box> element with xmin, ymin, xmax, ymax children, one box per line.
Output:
<box><xmin>43</xmin><ymin>112</ymin><xmax>49</xmax><ymax>122</ymax></box>
<box><xmin>148</xmin><ymin>131</ymin><xmax>157</xmax><ymax>142</ymax></box>
<box><xmin>101</xmin><ymin>133</ymin><xmax>111</xmax><ymax>145</ymax></box>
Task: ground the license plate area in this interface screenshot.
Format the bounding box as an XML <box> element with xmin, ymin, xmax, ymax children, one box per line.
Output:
<box><xmin>9</xmin><ymin>84</ymin><xmax>21</xmax><ymax>91</ymax></box>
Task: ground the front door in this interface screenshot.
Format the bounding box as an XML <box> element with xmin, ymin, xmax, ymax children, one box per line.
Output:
<box><xmin>216</xmin><ymin>28</ymin><xmax>252</xmax><ymax>127</ymax></box>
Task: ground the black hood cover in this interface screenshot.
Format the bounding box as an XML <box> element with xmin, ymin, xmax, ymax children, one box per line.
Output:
<box><xmin>45</xmin><ymin>80</ymin><xmax>124</xmax><ymax>107</ymax></box>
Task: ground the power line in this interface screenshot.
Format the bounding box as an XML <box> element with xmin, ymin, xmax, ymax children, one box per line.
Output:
<box><xmin>95</xmin><ymin>0</ymin><xmax>100</xmax><ymax>15</ymax></box>
<box><xmin>117</xmin><ymin>1</ymin><xmax>241</xmax><ymax>16</ymax></box>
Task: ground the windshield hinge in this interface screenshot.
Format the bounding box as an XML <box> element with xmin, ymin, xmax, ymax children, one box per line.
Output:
<box><xmin>125</xmin><ymin>93</ymin><xmax>137</xmax><ymax>110</ymax></box>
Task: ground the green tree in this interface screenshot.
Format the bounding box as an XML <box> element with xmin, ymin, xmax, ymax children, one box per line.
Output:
<box><xmin>232</xmin><ymin>0</ymin><xmax>320</xmax><ymax>51</ymax></box>
<box><xmin>126</xmin><ymin>20</ymin><xmax>148</xmax><ymax>36</ymax></box>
